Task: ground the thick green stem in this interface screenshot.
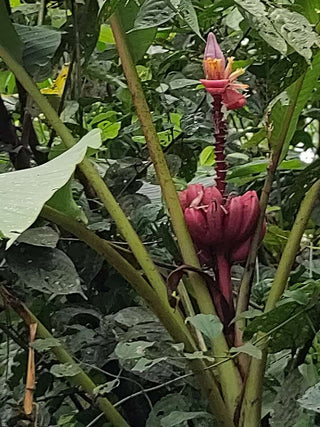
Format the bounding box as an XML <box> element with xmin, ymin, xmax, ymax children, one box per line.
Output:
<box><xmin>240</xmin><ymin>179</ymin><xmax>320</xmax><ymax>426</ymax></box>
<box><xmin>109</xmin><ymin>12</ymin><xmax>242</xmax><ymax>415</ymax></box>
<box><xmin>0</xmin><ymin>286</ymin><xmax>128</xmax><ymax>427</ymax></box>
<box><xmin>41</xmin><ymin>206</ymin><xmax>234</xmax><ymax>427</ymax></box>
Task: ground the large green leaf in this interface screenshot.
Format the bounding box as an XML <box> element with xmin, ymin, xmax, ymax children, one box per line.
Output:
<box><xmin>0</xmin><ymin>130</ymin><xmax>100</xmax><ymax>247</ymax></box>
<box><xmin>6</xmin><ymin>245</ymin><xmax>85</xmax><ymax>298</ymax></box>
<box><xmin>295</xmin><ymin>0</ymin><xmax>320</xmax><ymax>28</ymax></box>
<box><xmin>269</xmin><ymin>8</ymin><xmax>320</xmax><ymax>62</ymax></box>
<box><xmin>269</xmin><ymin>52</ymin><xmax>320</xmax><ymax>160</ymax></box>
<box><xmin>14</xmin><ymin>24</ymin><xmax>61</xmax><ymax>81</ymax></box>
<box><xmin>0</xmin><ymin>1</ymin><xmax>22</xmax><ymax>61</ymax></box>
<box><xmin>133</xmin><ymin>0</ymin><xmax>175</xmax><ymax>30</ymax></box>
<box><xmin>234</xmin><ymin>0</ymin><xmax>287</xmax><ymax>55</ymax></box>
<box><xmin>117</xmin><ymin>0</ymin><xmax>157</xmax><ymax>62</ymax></box>
<box><xmin>169</xmin><ymin>0</ymin><xmax>203</xmax><ymax>39</ymax></box>
<box><xmin>243</xmin><ymin>283</ymin><xmax>320</xmax><ymax>353</ymax></box>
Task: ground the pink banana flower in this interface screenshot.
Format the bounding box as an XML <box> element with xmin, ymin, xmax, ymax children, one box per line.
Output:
<box><xmin>179</xmin><ymin>184</ymin><xmax>266</xmax><ymax>308</ymax></box>
<box><xmin>179</xmin><ymin>184</ymin><xmax>263</xmax><ymax>259</ymax></box>
<box><xmin>200</xmin><ymin>32</ymin><xmax>248</xmax><ymax>110</ymax></box>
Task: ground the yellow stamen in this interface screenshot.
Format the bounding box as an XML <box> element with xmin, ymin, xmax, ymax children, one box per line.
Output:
<box><xmin>224</xmin><ymin>57</ymin><xmax>234</xmax><ymax>79</ymax></box>
<box><xmin>204</xmin><ymin>58</ymin><xmax>225</xmax><ymax>80</ymax></box>
<box><xmin>229</xmin><ymin>67</ymin><xmax>245</xmax><ymax>82</ymax></box>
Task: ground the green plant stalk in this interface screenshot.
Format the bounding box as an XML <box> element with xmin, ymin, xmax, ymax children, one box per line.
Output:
<box><xmin>0</xmin><ymin>286</ymin><xmax>128</xmax><ymax>427</ymax></box>
<box><xmin>239</xmin><ymin>179</ymin><xmax>320</xmax><ymax>426</ymax></box>
<box><xmin>109</xmin><ymin>12</ymin><xmax>242</xmax><ymax>415</ymax></box>
<box><xmin>41</xmin><ymin>205</ymin><xmax>234</xmax><ymax>427</ymax></box>
<box><xmin>0</xmin><ymin>42</ymin><xmax>235</xmax><ymax>425</ymax></box>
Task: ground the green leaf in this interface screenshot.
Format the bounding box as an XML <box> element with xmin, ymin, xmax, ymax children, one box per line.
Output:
<box><xmin>132</xmin><ymin>356</ymin><xmax>168</xmax><ymax>372</ymax></box>
<box><xmin>115</xmin><ymin>341</ymin><xmax>155</xmax><ymax>359</ymax></box>
<box><xmin>186</xmin><ymin>314</ymin><xmax>223</xmax><ymax>339</ymax></box>
<box><xmin>199</xmin><ymin>146</ymin><xmax>215</xmax><ymax>166</ymax></box>
<box><xmin>31</xmin><ymin>338</ymin><xmax>61</xmax><ymax>351</ymax></box>
<box><xmin>6</xmin><ymin>246</ymin><xmax>85</xmax><ymax>299</ymax></box>
<box><xmin>14</xmin><ymin>24</ymin><xmax>61</xmax><ymax>81</ymax></box>
<box><xmin>0</xmin><ymin>130</ymin><xmax>99</xmax><ymax>247</ymax></box>
<box><xmin>168</xmin><ymin>0</ymin><xmax>203</xmax><ymax>40</ymax></box>
<box><xmin>160</xmin><ymin>411</ymin><xmax>213</xmax><ymax>427</ymax></box>
<box><xmin>133</xmin><ymin>0</ymin><xmax>175</xmax><ymax>30</ymax></box>
<box><xmin>234</xmin><ymin>0</ymin><xmax>287</xmax><ymax>55</ymax></box>
<box><xmin>47</xmin><ymin>181</ymin><xmax>87</xmax><ymax>223</ymax></box>
<box><xmin>169</xmin><ymin>79</ymin><xmax>199</xmax><ymax>90</ymax></box>
<box><xmin>298</xmin><ymin>383</ymin><xmax>320</xmax><ymax>413</ymax></box>
<box><xmin>117</xmin><ymin>0</ymin><xmax>157</xmax><ymax>62</ymax></box>
<box><xmin>50</xmin><ymin>363</ymin><xmax>82</xmax><ymax>378</ymax></box>
<box><xmin>269</xmin><ymin>52</ymin><xmax>320</xmax><ymax>160</ymax></box>
<box><xmin>98</xmin><ymin>0</ymin><xmax>121</xmax><ymax>21</ymax></box>
<box><xmin>17</xmin><ymin>226</ymin><xmax>59</xmax><ymax>248</ymax></box>
<box><xmin>183</xmin><ymin>351</ymin><xmax>215</xmax><ymax>362</ymax></box>
<box><xmin>0</xmin><ymin>1</ymin><xmax>23</xmax><ymax>62</ymax></box>
<box><xmin>269</xmin><ymin>8</ymin><xmax>320</xmax><ymax>61</ymax></box>
<box><xmin>295</xmin><ymin>0</ymin><xmax>320</xmax><ymax>27</ymax></box>
<box><xmin>244</xmin><ymin>284</ymin><xmax>320</xmax><ymax>352</ymax></box>
<box><xmin>93</xmin><ymin>379</ymin><xmax>119</xmax><ymax>396</ymax></box>
<box><xmin>98</xmin><ymin>120</ymin><xmax>121</xmax><ymax>140</ymax></box>
<box><xmin>230</xmin><ymin>342</ymin><xmax>262</xmax><ymax>359</ymax></box>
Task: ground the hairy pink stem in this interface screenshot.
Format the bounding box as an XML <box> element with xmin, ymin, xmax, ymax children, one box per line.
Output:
<box><xmin>212</xmin><ymin>95</ymin><xmax>227</xmax><ymax>196</ymax></box>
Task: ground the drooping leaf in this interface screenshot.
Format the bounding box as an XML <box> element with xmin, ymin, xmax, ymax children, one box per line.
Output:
<box><xmin>50</xmin><ymin>363</ymin><xmax>82</xmax><ymax>378</ymax></box>
<box><xmin>14</xmin><ymin>24</ymin><xmax>61</xmax><ymax>81</ymax></box>
<box><xmin>186</xmin><ymin>314</ymin><xmax>223</xmax><ymax>340</ymax></box>
<box><xmin>0</xmin><ymin>130</ymin><xmax>100</xmax><ymax>247</ymax></box>
<box><xmin>6</xmin><ymin>245</ymin><xmax>85</xmax><ymax>299</ymax></box>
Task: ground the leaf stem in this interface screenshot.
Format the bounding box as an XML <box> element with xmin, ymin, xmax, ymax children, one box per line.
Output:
<box><xmin>239</xmin><ymin>179</ymin><xmax>320</xmax><ymax>426</ymax></box>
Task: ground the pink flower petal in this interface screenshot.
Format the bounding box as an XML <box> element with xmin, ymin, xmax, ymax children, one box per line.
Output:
<box><xmin>204</xmin><ymin>32</ymin><xmax>225</xmax><ymax>68</ymax></box>
<box><xmin>222</xmin><ymin>88</ymin><xmax>247</xmax><ymax>110</ymax></box>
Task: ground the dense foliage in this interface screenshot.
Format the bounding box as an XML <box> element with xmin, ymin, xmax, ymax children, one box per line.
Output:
<box><xmin>1</xmin><ymin>0</ymin><xmax>320</xmax><ymax>426</ymax></box>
